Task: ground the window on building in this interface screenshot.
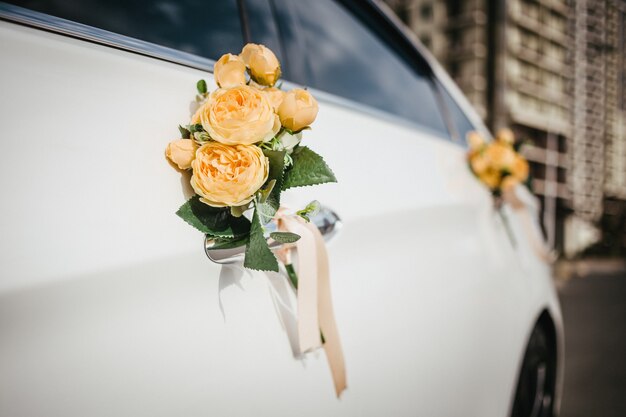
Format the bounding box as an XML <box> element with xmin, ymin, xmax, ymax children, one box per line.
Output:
<box><xmin>6</xmin><ymin>0</ymin><xmax>244</xmax><ymax>60</ymax></box>
<box><xmin>420</xmin><ymin>3</ymin><xmax>433</xmax><ymax>20</ymax></box>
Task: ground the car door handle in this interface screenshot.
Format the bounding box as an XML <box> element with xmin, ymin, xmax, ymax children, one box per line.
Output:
<box><xmin>204</xmin><ymin>206</ymin><xmax>342</xmax><ymax>264</ymax></box>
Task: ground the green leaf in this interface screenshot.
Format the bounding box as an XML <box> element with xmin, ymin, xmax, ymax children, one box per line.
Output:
<box><xmin>270</xmin><ymin>232</ymin><xmax>301</xmax><ymax>243</ymax></box>
<box><xmin>257</xmin><ymin>179</ymin><xmax>276</xmax><ymax>204</ymax></box>
<box><xmin>210</xmin><ymin>236</ymin><xmax>249</xmax><ymax>250</ymax></box>
<box><xmin>188</xmin><ymin>123</ymin><xmax>204</xmax><ymax>133</ymax></box>
<box><xmin>178</xmin><ymin>125</ymin><xmax>191</xmax><ymax>139</ymax></box>
<box><xmin>176</xmin><ymin>196</ymin><xmax>250</xmax><ymax>238</ymax></box>
<box><xmin>244</xmin><ymin>205</ymin><xmax>279</xmax><ymax>271</ymax></box>
<box><xmin>296</xmin><ymin>200</ymin><xmax>320</xmax><ymax>222</ymax></box>
<box><xmin>282</xmin><ymin>146</ymin><xmax>337</xmax><ymax>190</ymax></box>
<box><xmin>263</xmin><ymin>149</ymin><xmax>286</xmax><ymax>208</ymax></box>
<box><xmin>196</xmin><ymin>79</ymin><xmax>208</xmax><ymax>94</ymax></box>
<box><xmin>255</xmin><ymin>200</ymin><xmax>277</xmax><ymax>225</ymax></box>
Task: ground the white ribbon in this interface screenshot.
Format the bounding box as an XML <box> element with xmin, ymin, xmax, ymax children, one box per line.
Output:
<box><xmin>275</xmin><ymin>212</ymin><xmax>347</xmax><ymax>397</ymax></box>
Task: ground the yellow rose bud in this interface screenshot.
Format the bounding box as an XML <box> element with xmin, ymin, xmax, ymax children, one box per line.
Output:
<box><xmin>190</xmin><ymin>142</ymin><xmax>269</xmax><ymax>207</ymax></box>
<box><xmin>199</xmin><ymin>85</ymin><xmax>280</xmax><ymax>145</ymax></box>
<box><xmin>214</xmin><ymin>53</ymin><xmax>246</xmax><ymax>88</ymax></box>
<box><xmin>165</xmin><ymin>139</ymin><xmax>198</xmax><ymax>170</ymax></box>
<box><xmin>278</xmin><ymin>89</ymin><xmax>319</xmax><ymax>132</ymax></box>
<box><xmin>496</xmin><ymin>128</ymin><xmax>515</xmax><ymax>145</ymax></box>
<box><xmin>240</xmin><ymin>43</ymin><xmax>281</xmax><ymax>87</ymax></box>
<box><xmin>485</xmin><ymin>142</ymin><xmax>516</xmax><ymax>172</ymax></box>
<box><xmin>467</xmin><ymin>131</ymin><xmax>486</xmax><ymax>151</ymax></box>
<box><xmin>264</xmin><ymin>87</ymin><xmax>286</xmax><ymax>111</ymax></box>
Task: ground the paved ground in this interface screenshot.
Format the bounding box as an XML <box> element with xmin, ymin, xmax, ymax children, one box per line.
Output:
<box><xmin>558</xmin><ymin>270</ymin><xmax>626</xmax><ymax>417</ymax></box>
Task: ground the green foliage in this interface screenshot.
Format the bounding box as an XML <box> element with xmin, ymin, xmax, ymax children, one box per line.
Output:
<box><xmin>282</xmin><ymin>146</ymin><xmax>336</xmax><ymax>190</ymax></box>
<box><xmin>270</xmin><ymin>232</ymin><xmax>301</xmax><ymax>243</ymax></box>
<box><xmin>296</xmin><ymin>200</ymin><xmax>321</xmax><ymax>222</ymax></box>
<box><xmin>196</xmin><ymin>79</ymin><xmax>208</xmax><ymax>94</ymax></box>
<box><xmin>176</xmin><ymin>196</ymin><xmax>250</xmax><ymax>238</ymax></box>
<box><xmin>178</xmin><ymin>125</ymin><xmax>191</xmax><ymax>139</ymax></box>
<box><xmin>244</xmin><ymin>205</ymin><xmax>279</xmax><ymax>271</ymax></box>
<box><xmin>263</xmin><ymin>149</ymin><xmax>286</xmax><ymax>206</ymax></box>
<box><xmin>209</xmin><ymin>236</ymin><xmax>249</xmax><ymax>250</ymax></box>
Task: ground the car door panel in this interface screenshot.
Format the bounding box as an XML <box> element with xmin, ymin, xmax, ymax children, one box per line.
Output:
<box><xmin>0</xmin><ymin>15</ymin><xmax>535</xmax><ymax>417</ymax></box>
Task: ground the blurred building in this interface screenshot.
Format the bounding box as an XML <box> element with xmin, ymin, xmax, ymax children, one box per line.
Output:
<box><xmin>384</xmin><ymin>0</ymin><xmax>626</xmax><ymax>256</ymax></box>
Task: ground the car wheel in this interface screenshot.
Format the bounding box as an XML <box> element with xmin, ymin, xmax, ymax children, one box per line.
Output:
<box><xmin>511</xmin><ymin>324</ymin><xmax>556</xmax><ymax>417</ymax></box>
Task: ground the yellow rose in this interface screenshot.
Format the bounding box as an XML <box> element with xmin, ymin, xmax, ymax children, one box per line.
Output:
<box><xmin>479</xmin><ymin>167</ymin><xmax>502</xmax><ymax>190</ymax></box>
<box><xmin>278</xmin><ymin>89</ymin><xmax>319</xmax><ymax>132</ymax></box>
<box><xmin>165</xmin><ymin>139</ymin><xmax>198</xmax><ymax>170</ymax></box>
<box><xmin>467</xmin><ymin>131</ymin><xmax>486</xmax><ymax>151</ymax></box>
<box><xmin>240</xmin><ymin>43</ymin><xmax>281</xmax><ymax>87</ymax></box>
<box><xmin>510</xmin><ymin>154</ymin><xmax>529</xmax><ymax>181</ymax></box>
<box><xmin>264</xmin><ymin>87</ymin><xmax>285</xmax><ymax>111</ymax></box>
<box><xmin>199</xmin><ymin>85</ymin><xmax>280</xmax><ymax>145</ymax></box>
<box><xmin>496</xmin><ymin>128</ymin><xmax>515</xmax><ymax>145</ymax></box>
<box><xmin>485</xmin><ymin>142</ymin><xmax>516</xmax><ymax>172</ymax></box>
<box><xmin>191</xmin><ymin>142</ymin><xmax>269</xmax><ymax>207</ymax></box>
<box><xmin>470</xmin><ymin>152</ymin><xmax>489</xmax><ymax>175</ymax></box>
<box><xmin>214</xmin><ymin>53</ymin><xmax>246</xmax><ymax>88</ymax></box>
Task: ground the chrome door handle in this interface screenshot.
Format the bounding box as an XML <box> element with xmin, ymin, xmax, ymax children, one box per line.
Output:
<box><xmin>204</xmin><ymin>206</ymin><xmax>342</xmax><ymax>264</ymax></box>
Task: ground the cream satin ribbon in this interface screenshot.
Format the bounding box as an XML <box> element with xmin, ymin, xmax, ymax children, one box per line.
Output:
<box><xmin>502</xmin><ymin>187</ymin><xmax>556</xmax><ymax>263</ymax></box>
<box><xmin>275</xmin><ymin>212</ymin><xmax>347</xmax><ymax>397</ymax></box>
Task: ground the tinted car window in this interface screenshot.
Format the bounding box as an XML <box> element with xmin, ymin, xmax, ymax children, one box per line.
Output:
<box><xmin>276</xmin><ymin>0</ymin><xmax>448</xmax><ymax>137</ymax></box>
<box><xmin>243</xmin><ymin>0</ymin><xmax>285</xmax><ymax>67</ymax></box>
<box><xmin>6</xmin><ymin>0</ymin><xmax>244</xmax><ymax>60</ymax></box>
<box><xmin>436</xmin><ymin>80</ymin><xmax>477</xmax><ymax>144</ymax></box>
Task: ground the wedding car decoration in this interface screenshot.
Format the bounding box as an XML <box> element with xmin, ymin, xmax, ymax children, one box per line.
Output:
<box><xmin>164</xmin><ymin>44</ymin><xmax>346</xmax><ymax>396</ymax></box>
<box><xmin>467</xmin><ymin>128</ymin><xmax>529</xmax><ymax>197</ymax></box>
<box><xmin>467</xmin><ymin>129</ymin><xmax>553</xmax><ymax>261</ymax></box>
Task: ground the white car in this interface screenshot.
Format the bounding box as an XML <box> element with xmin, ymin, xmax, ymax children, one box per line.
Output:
<box><xmin>0</xmin><ymin>1</ymin><xmax>563</xmax><ymax>416</ymax></box>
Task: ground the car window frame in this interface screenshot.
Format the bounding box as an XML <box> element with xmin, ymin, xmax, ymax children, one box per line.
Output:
<box><xmin>0</xmin><ymin>1</ymin><xmax>225</xmax><ymax>72</ymax></box>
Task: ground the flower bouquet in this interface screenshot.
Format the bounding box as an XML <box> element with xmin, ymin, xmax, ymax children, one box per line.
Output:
<box><xmin>164</xmin><ymin>43</ymin><xmax>345</xmax><ymax>396</ymax></box>
<box><xmin>467</xmin><ymin>128</ymin><xmax>530</xmax><ymax>246</ymax></box>
<box><xmin>467</xmin><ymin>128</ymin><xmax>529</xmax><ymax>198</ymax></box>
<box><xmin>165</xmin><ymin>43</ymin><xmax>336</xmax><ymax>272</ymax></box>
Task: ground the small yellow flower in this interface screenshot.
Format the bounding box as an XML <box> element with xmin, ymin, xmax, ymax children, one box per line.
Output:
<box><xmin>240</xmin><ymin>43</ymin><xmax>281</xmax><ymax>87</ymax></box>
<box><xmin>213</xmin><ymin>53</ymin><xmax>246</xmax><ymax>88</ymax></box>
<box><xmin>165</xmin><ymin>139</ymin><xmax>198</xmax><ymax>170</ymax></box>
<box><xmin>264</xmin><ymin>87</ymin><xmax>286</xmax><ymax>111</ymax></box>
<box><xmin>485</xmin><ymin>142</ymin><xmax>516</xmax><ymax>172</ymax></box>
<box><xmin>278</xmin><ymin>89</ymin><xmax>319</xmax><ymax>132</ymax></box>
<box><xmin>467</xmin><ymin>131</ymin><xmax>486</xmax><ymax>151</ymax></box>
<box><xmin>496</xmin><ymin>128</ymin><xmax>515</xmax><ymax>145</ymax></box>
<box><xmin>510</xmin><ymin>154</ymin><xmax>530</xmax><ymax>182</ymax></box>
<box><xmin>190</xmin><ymin>142</ymin><xmax>269</xmax><ymax>207</ymax></box>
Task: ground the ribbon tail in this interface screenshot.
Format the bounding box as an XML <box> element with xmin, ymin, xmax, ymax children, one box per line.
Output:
<box><xmin>503</xmin><ymin>189</ymin><xmax>555</xmax><ymax>263</ymax></box>
<box><xmin>516</xmin><ymin>207</ymin><xmax>556</xmax><ymax>263</ymax></box>
<box><xmin>281</xmin><ymin>218</ymin><xmax>322</xmax><ymax>353</ymax></box>
<box><xmin>304</xmin><ymin>222</ymin><xmax>347</xmax><ymax>397</ymax></box>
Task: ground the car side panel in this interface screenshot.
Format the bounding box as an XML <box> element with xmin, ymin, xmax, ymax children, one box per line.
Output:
<box><xmin>0</xmin><ymin>21</ymin><xmax>540</xmax><ymax>417</ymax></box>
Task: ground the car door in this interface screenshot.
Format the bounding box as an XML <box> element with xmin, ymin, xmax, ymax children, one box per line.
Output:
<box><xmin>0</xmin><ymin>1</ymin><xmax>532</xmax><ymax>416</ymax></box>
<box><xmin>254</xmin><ymin>1</ymin><xmax>534</xmax><ymax>415</ymax></box>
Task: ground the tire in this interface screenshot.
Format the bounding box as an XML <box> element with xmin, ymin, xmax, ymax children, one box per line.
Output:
<box><xmin>511</xmin><ymin>324</ymin><xmax>556</xmax><ymax>417</ymax></box>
